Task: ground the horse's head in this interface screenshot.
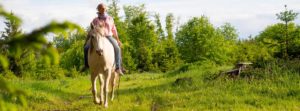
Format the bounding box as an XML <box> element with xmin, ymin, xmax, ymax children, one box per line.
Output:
<box><xmin>89</xmin><ymin>22</ymin><xmax>106</xmax><ymax>56</ymax></box>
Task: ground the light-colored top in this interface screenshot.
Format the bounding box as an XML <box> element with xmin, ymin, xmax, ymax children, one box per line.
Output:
<box><xmin>92</xmin><ymin>14</ymin><xmax>118</xmax><ymax>38</ymax></box>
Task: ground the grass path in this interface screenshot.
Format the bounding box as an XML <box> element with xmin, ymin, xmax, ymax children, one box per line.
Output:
<box><xmin>9</xmin><ymin>65</ymin><xmax>300</xmax><ymax>111</ymax></box>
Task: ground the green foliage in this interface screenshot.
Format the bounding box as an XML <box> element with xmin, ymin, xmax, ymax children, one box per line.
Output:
<box><xmin>176</xmin><ymin>16</ymin><xmax>211</xmax><ymax>62</ymax></box>
<box><xmin>0</xmin><ymin>55</ymin><xmax>9</xmax><ymax>69</ymax></box>
<box><xmin>107</xmin><ymin>0</ymin><xmax>120</xmax><ymax>21</ymax></box>
<box><xmin>236</xmin><ymin>39</ymin><xmax>273</xmax><ymax>63</ymax></box>
<box><xmin>53</xmin><ymin>32</ymin><xmax>85</xmax><ymax>53</ymax></box>
<box><xmin>154</xmin><ymin>13</ymin><xmax>165</xmax><ymax>39</ymax></box>
<box><xmin>0</xmin><ymin>78</ymin><xmax>27</xmax><ymax>111</ymax></box>
<box><xmin>16</xmin><ymin>50</ymin><xmax>37</xmax><ymax>75</ymax></box>
<box><xmin>276</xmin><ymin>5</ymin><xmax>298</xmax><ymax>24</ymax></box>
<box><xmin>122</xmin><ymin>4</ymin><xmax>153</xmax><ymax>72</ymax></box>
<box><xmin>60</xmin><ymin>40</ymin><xmax>85</xmax><ymax>70</ymax></box>
<box><xmin>107</xmin><ymin>1</ymin><xmax>138</xmax><ymax>72</ymax></box>
<box><xmin>0</xmin><ymin>7</ymin><xmax>21</xmax><ymax>29</ymax></box>
<box><xmin>153</xmin><ymin>13</ymin><xmax>182</xmax><ymax>72</ymax></box>
<box><xmin>0</xmin><ymin>5</ymin><xmax>84</xmax><ymax>110</ymax></box>
<box><xmin>257</xmin><ymin>23</ymin><xmax>300</xmax><ymax>58</ymax></box>
<box><xmin>165</xmin><ymin>13</ymin><xmax>174</xmax><ymax>40</ymax></box>
<box><xmin>0</xmin><ymin>12</ymin><xmax>22</xmax><ymax>41</ymax></box>
<box><xmin>65</xmin><ymin>67</ymin><xmax>81</xmax><ymax>78</ymax></box>
<box><xmin>127</xmin><ymin>10</ymin><xmax>159</xmax><ymax>71</ymax></box>
<box><xmin>275</xmin><ymin>5</ymin><xmax>299</xmax><ymax>58</ymax></box>
<box><xmin>218</xmin><ymin>23</ymin><xmax>238</xmax><ymax>41</ymax></box>
<box><xmin>231</xmin><ymin>59</ymin><xmax>300</xmax><ymax>82</ymax></box>
<box><xmin>0</xmin><ymin>12</ymin><xmax>24</xmax><ymax>75</ymax></box>
<box><xmin>176</xmin><ymin>16</ymin><xmax>237</xmax><ymax>64</ymax></box>
<box><xmin>34</xmin><ymin>65</ymin><xmax>65</xmax><ymax>80</ymax></box>
<box><xmin>123</xmin><ymin>4</ymin><xmax>146</xmax><ymax>25</ymax></box>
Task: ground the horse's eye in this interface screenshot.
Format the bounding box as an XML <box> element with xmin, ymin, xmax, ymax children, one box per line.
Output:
<box><xmin>91</xmin><ymin>35</ymin><xmax>96</xmax><ymax>39</ymax></box>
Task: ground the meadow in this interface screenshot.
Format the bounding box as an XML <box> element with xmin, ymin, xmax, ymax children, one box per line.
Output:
<box><xmin>7</xmin><ymin>61</ymin><xmax>300</xmax><ymax>111</ymax></box>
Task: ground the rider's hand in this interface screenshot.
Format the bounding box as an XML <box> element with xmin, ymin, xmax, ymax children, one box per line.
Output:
<box><xmin>117</xmin><ymin>40</ymin><xmax>122</xmax><ymax>47</ymax></box>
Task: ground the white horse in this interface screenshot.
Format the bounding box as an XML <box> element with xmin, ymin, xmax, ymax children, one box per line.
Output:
<box><xmin>87</xmin><ymin>23</ymin><xmax>119</xmax><ymax>107</ymax></box>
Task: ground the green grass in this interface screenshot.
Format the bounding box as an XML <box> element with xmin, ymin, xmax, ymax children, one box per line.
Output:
<box><xmin>7</xmin><ymin>64</ymin><xmax>300</xmax><ymax>111</ymax></box>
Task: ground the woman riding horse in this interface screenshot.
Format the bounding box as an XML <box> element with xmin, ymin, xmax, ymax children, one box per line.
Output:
<box><xmin>84</xmin><ymin>3</ymin><xmax>124</xmax><ymax>75</ymax></box>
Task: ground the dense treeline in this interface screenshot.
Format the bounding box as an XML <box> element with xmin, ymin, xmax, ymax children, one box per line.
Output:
<box><xmin>1</xmin><ymin>1</ymin><xmax>300</xmax><ymax>78</ymax></box>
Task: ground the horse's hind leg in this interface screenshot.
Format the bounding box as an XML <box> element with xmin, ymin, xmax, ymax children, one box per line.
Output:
<box><xmin>110</xmin><ymin>72</ymin><xmax>118</xmax><ymax>101</ymax></box>
<box><xmin>91</xmin><ymin>72</ymin><xmax>100</xmax><ymax>104</ymax></box>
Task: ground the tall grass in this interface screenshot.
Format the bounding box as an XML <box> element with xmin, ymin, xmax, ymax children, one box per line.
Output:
<box><xmin>5</xmin><ymin>60</ymin><xmax>300</xmax><ymax>110</ymax></box>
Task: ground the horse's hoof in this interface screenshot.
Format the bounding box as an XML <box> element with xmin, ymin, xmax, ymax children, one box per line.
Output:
<box><xmin>104</xmin><ymin>104</ymin><xmax>108</xmax><ymax>108</ymax></box>
<box><xmin>93</xmin><ymin>99</ymin><xmax>101</xmax><ymax>104</ymax></box>
<box><xmin>111</xmin><ymin>97</ymin><xmax>114</xmax><ymax>101</ymax></box>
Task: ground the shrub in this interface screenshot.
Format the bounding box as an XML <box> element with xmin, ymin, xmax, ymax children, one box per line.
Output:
<box><xmin>65</xmin><ymin>67</ymin><xmax>81</xmax><ymax>78</ymax></box>
<box><xmin>32</xmin><ymin>66</ymin><xmax>65</xmax><ymax>80</ymax></box>
<box><xmin>60</xmin><ymin>41</ymin><xmax>84</xmax><ymax>71</ymax></box>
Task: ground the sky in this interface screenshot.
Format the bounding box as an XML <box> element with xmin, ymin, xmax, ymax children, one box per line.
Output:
<box><xmin>0</xmin><ymin>0</ymin><xmax>300</xmax><ymax>39</ymax></box>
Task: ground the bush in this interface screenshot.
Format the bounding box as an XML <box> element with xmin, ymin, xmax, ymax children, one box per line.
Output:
<box><xmin>237</xmin><ymin>59</ymin><xmax>300</xmax><ymax>80</ymax></box>
<box><xmin>65</xmin><ymin>67</ymin><xmax>81</xmax><ymax>78</ymax></box>
<box><xmin>0</xmin><ymin>78</ymin><xmax>27</xmax><ymax>111</ymax></box>
<box><xmin>60</xmin><ymin>41</ymin><xmax>84</xmax><ymax>71</ymax></box>
<box><xmin>29</xmin><ymin>66</ymin><xmax>65</xmax><ymax>80</ymax></box>
<box><xmin>0</xmin><ymin>70</ymin><xmax>17</xmax><ymax>80</ymax></box>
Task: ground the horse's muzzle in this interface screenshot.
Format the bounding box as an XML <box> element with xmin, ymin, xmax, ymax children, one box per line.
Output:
<box><xmin>96</xmin><ymin>49</ymin><xmax>103</xmax><ymax>56</ymax></box>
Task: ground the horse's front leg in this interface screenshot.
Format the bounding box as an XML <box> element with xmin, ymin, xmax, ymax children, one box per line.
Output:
<box><xmin>91</xmin><ymin>72</ymin><xmax>100</xmax><ymax>104</ymax></box>
<box><xmin>99</xmin><ymin>74</ymin><xmax>105</xmax><ymax>105</ymax></box>
<box><xmin>104</xmin><ymin>69</ymin><xmax>112</xmax><ymax>108</ymax></box>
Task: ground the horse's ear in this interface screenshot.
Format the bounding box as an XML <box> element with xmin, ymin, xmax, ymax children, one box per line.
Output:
<box><xmin>90</xmin><ymin>23</ymin><xmax>95</xmax><ymax>30</ymax></box>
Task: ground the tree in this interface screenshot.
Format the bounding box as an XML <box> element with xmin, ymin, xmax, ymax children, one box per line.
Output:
<box><xmin>236</xmin><ymin>39</ymin><xmax>273</xmax><ymax>63</ymax></box>
<box><xmin>289</xmin><ymin>25</ymin><xmax>300</xmax><ymax>58</ymax></box>
<box><xmin>0</xmin><ymin>12</ymin><xmax>22</xmax><ymax>41</ymax></box>
<box><xmin>107</xmin><ymin>0</ymin><xmax>120</xmax><ymax>21</ymax></box>
<box><xmin>154</xmin><ymin>13</ymin><xmax>165</xmax><ymax>40</ymax></box>
<box><xmin>0</xmin><ymin>12</ymin><xmax>40</xmax><ymax>75</ymax></box>
<box><xmin>53</xmin><ymin>32</ymin><xmax>85</xmax><ymax>53</ymax></box>
<box><xmin>166</xmin><ymin>14</ymin><xmax>174</xmax><ymax>40</ymax></box>
<box><xmin>152</xmin><ymin>13</ymin><xmax>181</xmax><ymax>72</ymax></box>
<box><xmin>60</xmin><ymin>40</ymin><xmax>85</xmax><ymax>70</ymax></box>
<box><xmin>123</xmin><ymin>4</ymin><xmax>146</xmax><ymax>26</ymax></box>
<box><xmin>176</xmin><ymin>16</ymin><xmax>236</xmax><ymax>64</ymax></box>
<box><xmin>127</xmin><ymin>12</ymin><xmax>159</xmax><ymax>71</ymax></box>
<box><xmin>217</xmin><ymin>23</ymin><xmax>239</xmax><ymax>63</ymax></box>
<box><xmin>276</xmin><ymin>5</ymin><xmax>298</xmax><ymax>59</ymax></box>
<box><xmin>218</xmin><ymin>23</ymin><xmax>238</xmax><ymax>41</ymax></box>
<box><xmin>107</xmin><ymin>0</ymin><xmax>137</xmax><ymax>72</ymax></box>
<box><xmin>0</xmin><ymin>12</ymin><xmax>24</xmax><ymax>75</ymax></box>
<box><xmin>0</xmin><ymin>5</ymin><xmax>83</xmax><ymax>110</ymax></box>
<box><xmin>163</xmin><ymin>13</ymin><xmax>181</xmax><ymax>71</ymax></box>
<box><xmin>257</xmin><ymin>23</ymin><xmax>300</xmax><ymax>58</ymax></box>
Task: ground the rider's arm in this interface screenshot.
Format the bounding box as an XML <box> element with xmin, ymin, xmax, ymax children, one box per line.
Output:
<box><xmin>111</xmin><ymin>18</ymin><xmax>121</xmax><ymax>46</ymax></box>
